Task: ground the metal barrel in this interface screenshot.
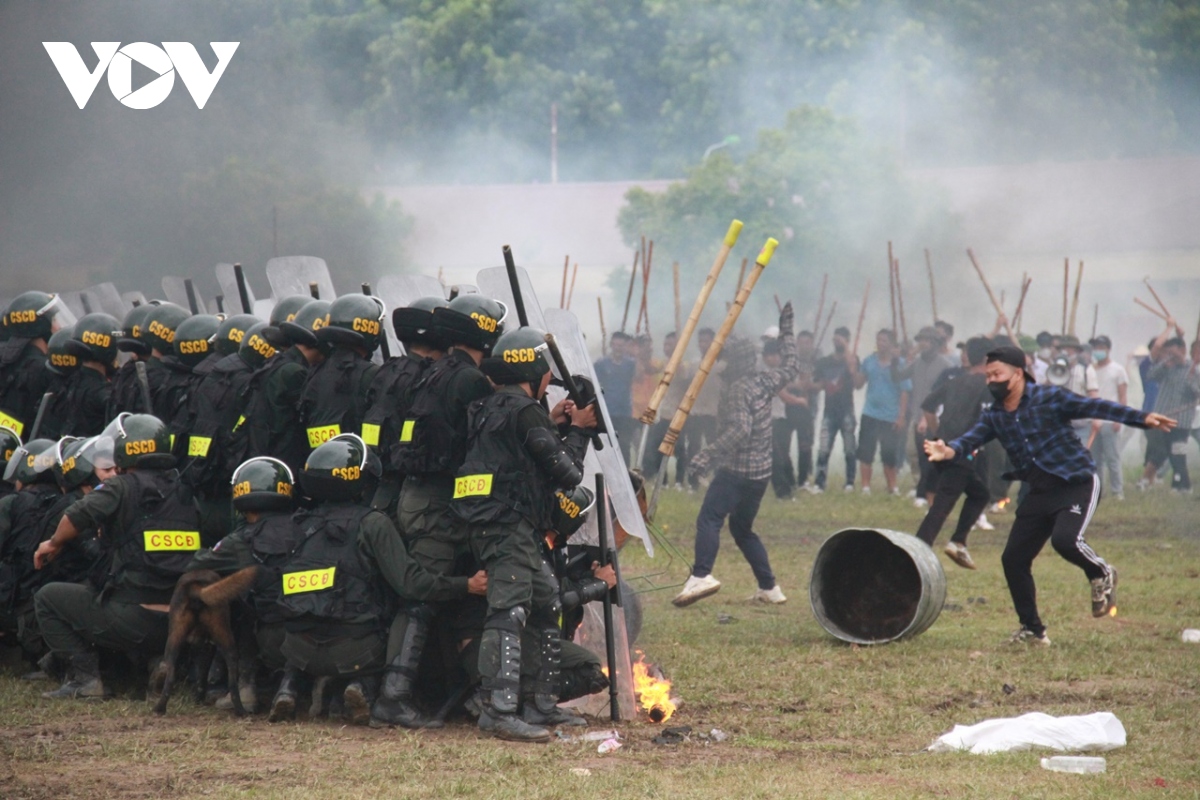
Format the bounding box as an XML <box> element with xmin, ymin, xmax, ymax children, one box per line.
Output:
<box><xmin>809</xmin><ymin>528</ymin><xmax>946</xmax><ymax>645</ymax></box>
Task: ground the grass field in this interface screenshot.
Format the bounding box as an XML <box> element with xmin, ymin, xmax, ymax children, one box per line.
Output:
<box><xmin>2</xmin><ymin>480</ymin><xmax>1199</xmax><ymax>799</ymax></box>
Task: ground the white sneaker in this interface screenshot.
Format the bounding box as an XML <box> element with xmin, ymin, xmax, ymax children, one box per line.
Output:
<box><xmin>806</xmin><ymin>485</ymin><xmax>824</xmax><ymax>495</ymax></box>
<box><xmin>861</xmin><ymin>486</ymin><xmax>871</xmax><ymax>495</ymax></box>
<box><xmin>906</xmin><ymin>489</ymin><xmax>917</xmax><ymax>498</ymax></box>
<box><xmin>843</xmin><ymin>484</ymin><xmax>855</xmax><ymax>493</ymax></box>
<box><xmin>888</xmin><ymin>487</ymin><xmax>900</xmax><ymax>497</ymax></box>
<box><xmin>973</xmin><ymin>513</ymin><xmax>995</xmax><ymax>531</ymax></box>
<box><xmin>672</xmin><ymin>574</ymin><xmax>722</xmax><ymax>607</ymax></box>
<box><xmin>750</xmin><ymin>585</ymin><xmax>787</xmax><ymax>604</ymax></box>
<box><xmin>943</xmin><ymin>541</ymin><xmax>977</xmax><ymax>570</ymax></box>
<box><xmin>913</xmin><ymin>497</ymin><xmax>929</xmax><ymax>509</ymax></box>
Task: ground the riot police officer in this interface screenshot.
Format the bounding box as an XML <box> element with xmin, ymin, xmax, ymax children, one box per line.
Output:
<box><xmin>453</xmin><ymin>326</ymin><xmax>597</xmax><ymax>741</ymax></box>
<box><xmin>0</xmin><ymin>426</ymin><xmax>21</xmax><ymax>499</ymax></box>
<box><xmin>109</xmin><ymin>302</ymin><xmax>163</xmax><ymax>417</ymax></box>
<box><xmin>0</xmin><ymin>292</ymin><xmax>74</xmax><ymax>437</ymax></box>
<box><xmin>33</xmin><ymin>413</ymin><xmax>201</xmax><ymax>700</ymax></box>
<box><xmin>260</xmin><ymin>434</ymin><xmax>484</xmax><ymax>725</ymax></box>
<box><xmin>143</xmin><ymin>303</ymin><xmax>192</xmax><ymax>423</ymax></box>
<box><xmin>60</xmin><ymin>313</ymin><xmax>122</xmax><ymax>437</ymax></box>
<box><xmin>40</xmin><ymin>328</ymin><xmax>80</xmax><ymax>440</ymax></box>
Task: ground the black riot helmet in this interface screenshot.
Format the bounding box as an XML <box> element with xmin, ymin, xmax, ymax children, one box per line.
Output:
<box><xmin>393</xmin><ymin>296</ymin><xmax>450</xmax><ymax>350</ymax></box>
<box><xmin>550</xmin><ymin>485</ymin><xmax>596</xmax><ymax>539</ymax></box>
<box><xmin>117</xmin><ymin>301</ymin><xmax>161</xmax><ymax>356</ymax></box>
<box><xmin>3</xmin><ymin>437</ymin><xmax>58</xmax><ymax>485</ymax></box>
<box><xmin>54</xmin><ymin>435</ymin><xmax>100</xmax><ymax>490</ymax></box>
<box><xmin>4</xmin><ymin>291</ymin><xmax>76</xmax><ymax>341</ymax></box>
<box><xmin>0</xmin><ymin>426</ymin><xmax>22</xmax><ymax>478</ymax></box>
<box><xmin>215</xmin><ymin>313</ymin><xmax>260</xmax><ymax>356</ymax></box>
<box><xmin>100</xmin><ymin>412</ymin><xmax>173</xmax><ymax>470</ymax></box>
<box><xmin>172</xmin><ymin>314</ymin><xmax>221</xmax><ymax>367</ymax></box>
<box><xmin>269</xmin><ymin>295</ymin><xmax>313</xmax><ymax>327</ymax></box>
<box><xmin>279</xmin><ymin>299</ymin><xmax>331</xmax><ymax>348</ymax></box>
<box><xmin>299</xmin><ymin>433</ymin><xmax>381</xmax><ymax>502</ymax></box>
<box><xmin>238</xmin><ymin>321</ymin><xmax>279</xmax><ymax>370</ymax></box>
<box><xmin>316</xmin><ymin>294</ymin><xmax>386</xmax><ymax>354</ymax></box>
<box><xmin>231</xmin><ymin>456</ymin><xmax>296</xmax><ymax>513</ymax></box>
<box><xmin>144</xmin><ymin>303</ymin><xmax>190</xmax><ymax>356</ymax></box>
<box><xmin>71</xmin><ymin>312</ymin><xmax>122</xmax><ymax>367</ymax></box>
<box><xmin>480</xmin><ymin>326</ymin><xmax>551</xmax><ymax>385</ymax></box>
<box><xmin>47</xmin><ymin>328</ymin><xmax>82</xmax><ymax>377</ymax></box>
<box><xmin>433</xmin><ymin>295</ymin><xmax>507</xmax><ymax>353</ymax></box>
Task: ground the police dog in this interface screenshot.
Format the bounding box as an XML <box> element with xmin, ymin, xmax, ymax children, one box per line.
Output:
<box><xmin>152</xmin><ymin>566</ymin><xmax>259</xmax><ymax>715</ymax></box>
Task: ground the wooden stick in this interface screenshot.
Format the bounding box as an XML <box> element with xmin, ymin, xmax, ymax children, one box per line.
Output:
<box><xmin>924</xmin><ymin>248</ymin><xmax>938</xmax><ymax>321</ymax></box>
<box><xmin>620</xmin><ymin>250</ymin><xmax>640</xmax><ymax>331</ymax></box>
<box><xmin>640</xmin><ymin>220</ymin><xmax>743</xmax><ymax>425</ymax></box>
<box><xmin>852</xmin><ymin>280</ymin><xmax>872</xmax><ymax>356</ymax></box>
<box><xmin>735</xmin><ymin>257</ymin><xmax>748</xmax><ymax>292</ymax></box>
<box><xmin>887</xmin><ymin>241</ymin><xmax>897</xmax><ymax>334</ymax></box>
<box><xmin>437</xmin><ymin>266</ymin><xmax>444</xmax><ymax>286</ymax></box>
<box><xmin>967</xmin><ymin>248</ymin><xmax>1016</xmax><ymax>342</ymax></box>
<box><xmin>658</xmin><ymin>237</ymin><xmax>777</xmax><ymax>456</ymax></box>
<box><xmin>1062</xmin><ymin>257</ymin><xmax>1069</xmax><ymax>335</ymax></box>
<box><xmin>1011</xmin><ymin>277</ymin><xmax>1032</xmax><ymax>335</ymax></box>
<box><xmin>774</xmin><ymin>293</ymin><xmax>783</xmax><ymax>313</ymax></box>
<box><xmin>636</xmin><ymin>240</ymin><xmax>654</xmax><ymax>334</ymax></box>
<box><xmin>813</xmin><ymin>272</ymin><xmax>828</xmax><ymax>332</ymax></box>
<box><xmin>1090</xmin><ymin>302</ymin><xmax>1099</xmax><ymax>341</ymax></box>
<box><xmin>1134</xmin><ymin>296</ymin><xmax>1168</xmax><ymax>320</ymax></box>
<box><xmin>894</xmin><ymin>258</ymin><xmax>909</xmax><ymax>344</ymax></box>
<box><xmin>566</xmin><ymin>263</ymin><xmax>578</xmax><ymax>310</ymax></box>
<box><xmin>816</xmin><ymin>301</ymin><xmax>838</xmax><ymax>350</ymax></box>
<box><xmin>598</xmin><ymin>296</ymin><xmax>608</xmax><ymax>357</ymax></box>
<box><xmin>1143</xmin><ymin>277</ymin><xmax>1172</xmax><ymax>318</ymax></box>
<box><xmin>673</xmin><ymin>262</ymin><xmax>682</xmax><ymax>334</ymax></box>
<box><xmin>560</xmin><ymin>255</ymin><xmax>570</xmax><ymax>308</ymax></box>
<box><xmin>1068</xmin><ymin>260</ymin><xmax>1084</xmax><ymax>336</ymax></box>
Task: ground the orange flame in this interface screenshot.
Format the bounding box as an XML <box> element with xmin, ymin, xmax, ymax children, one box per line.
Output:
<box><xmin>632</xmin><ymin>649</ymin><xmax>676</xmax><ymax>722</ymax></box>
<box><xmin>996</xmin><ymin>497</ymin><xmax>1011</xmax><ymax>510</ymax></box>
<box><xmin>1109</xmin><ymin>605</ymin><xmax>1118</xmax><ymax>618</ymax></box>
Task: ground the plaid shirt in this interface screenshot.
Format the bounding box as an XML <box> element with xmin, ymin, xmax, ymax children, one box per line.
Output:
<box><xmin>948</xmin><ymin>383</ymin><xmax>1148</xmax><ymax>483</ymax></box>
<box><xmin>690</xmin><ymin>336</ymin><xmax>799</xmax><ymax>481</ymax></box>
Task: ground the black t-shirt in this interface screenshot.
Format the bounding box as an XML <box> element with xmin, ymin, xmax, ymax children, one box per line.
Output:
<box><xmin>815</xmin><ymin>352</ymin><xmax>857</xmax><ymax>415</ymax></box>
<box><xmin>922</xmin><ymin>371</ymin><xmax>991</xmax><ymax>442</ymax></box>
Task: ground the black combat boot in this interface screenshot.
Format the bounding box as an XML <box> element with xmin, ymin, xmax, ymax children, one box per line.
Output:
<box><xmin>521</xmin><ymin>625</ymin><xmax>586</xmax><ymax>727</ymax></box>
<box><xmin>268</xmin><ymin>668</ymin><xmax>300</xmax><ymax>723</ymax></box>
<box><xmin>41</xmin><ymin>652</ymin><xmax>108</xmax><ymax>700</ymax></box>
<box><xmin>477</xmin><ymin>626</ymin><xmax>550</xmax><ymax>743</ymax></box>
<box><xmin>370</xmin><ymin>609</ymin><xmax>442</xmax><ymax>729</ymax></box>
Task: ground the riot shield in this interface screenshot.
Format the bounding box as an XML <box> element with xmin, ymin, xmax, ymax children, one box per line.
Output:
<box><xmin>162</xmin><ymin>277</ymin><xmax>207</xmax><ymax>314</ymax></box>
<box><xmin>215</xmin><ymin>263</ymin><xmax>255</xmax><ymax>313</ymax></box>
<box><xmin>121</xmin><ymin>291</ymin><xmax>148</xmax><ymax>308</ymax></box>
<box><xmin>81</xmin><ymin>283</ymin><xmax>129</xmax><ymax>318</ymax></box>
<box><xmin>475</xmin><ymin>265</ymin><xmax>545</xmax><ymax>328</ymax></box>
<box><xmin>266</xmin><ymin>256</ymin><xmax>336</xmax><ymax>303</ymax></box>
<box><xmin>58</xmin><ymin>291</ymin><xmax>87</xmax><ymax>318</ymax></box>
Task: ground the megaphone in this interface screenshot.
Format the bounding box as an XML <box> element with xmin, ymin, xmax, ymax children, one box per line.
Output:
<box><xmin>1047</xmin><ymin>356</ymin><xmax>1072</xmax><ymax>386</ymax></box>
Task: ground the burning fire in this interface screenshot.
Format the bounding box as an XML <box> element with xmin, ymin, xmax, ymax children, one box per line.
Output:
<box><xmin>995</xmin><ymin>498</ymin><xmax>1011</xmax><ymax>511</ymax></box>
<box><xmin>632</xmin><ymin>650</ymin><xmax>676</xmax><ymax>722</ymax></box>
<box><xmin>1109</xmin><ymin>605</ymin><xmax>1118</xmax><ymax>618</ymax></box>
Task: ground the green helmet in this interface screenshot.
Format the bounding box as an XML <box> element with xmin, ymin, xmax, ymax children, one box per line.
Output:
<box><xmin>317</xmin><ymin>294</ymin><xmax>387</xmax><ymax>354</ymax></box>
<box><xmin>54</xmin><ymin>435</ymin><xmax>99</xmax><ymax>489</ymax></box>
<box><xmin>71</xmin><ymin>312</ymin><xmax>122</xmax><ymax>367</ymax></box>
<box><xmin>101</xmin><ymin>412</ymin><xmax>173</xmax><ymax>469</ymax></box>
<box><xmin>4</xmin><ymin>291</ymin><xmax>76</xmax><ymax>340</ymax></box>
<box><xmin>434</xmin><ymin>295</ymin><xmax>507</xmax><ymax>352</ymax></box>
<box><xmin>3</xmin><ymin>437</ymin><xmax>57</xmax><ymax>485</ymax></box>
<box><xmin>231</xmin><ymin>456</ymin><xmax>295</xmax><ymax>513</ymax></box>
<box><xmin>0</xmin><ymin>426</ymin><xmax>23</xmax><ymax>479</ymax></box>
<box><xmin>117</xmin><ymin>302</ymin><xmax>161</xmax><ymax>356</ymax></box>
<box><xmin>300</xmin><ymin>433</ymin><xmax>381</xmax><ymax>502</ymax></box>
<box><xmin>215</xmin><ymin>313</ymin><xmax>261</xmax><ymax>356</ymax></box>
<box><xmin>280</xmin><ymin>300</ymin><xmax>331</xmax><ymax>348</ymax></box>
<box><xmin>269</xmin><ymin>295</ymin><xmax>312</xmax><ymax>327</ymax></box>
<box><xmin>551</xmin><ymin>485</ymin><xmax>596</xmax><ymax>539</ymax></box>
<box><xmin>393</xmin><ymin>296</ymin><xmax>449</xmax><ymax>349</ymax></box>
<box><xmin>172</xmin><ymin>314</ymin><xmax>222</xmax><ymax>367</ymax></box>
<box><xmin>47</xmin><ymin>328</ymin><xmax>82</xmax><ymax>376</ymax></box>
<box><xmin>144</xmin><ymin>303</ymin><xmax>190</xmax><ymax>355</ymax></box>
<box><xmin>481</xmin><ymin>327</ymin><xmax>550</xmax><ymax>385</ymax></box>
<box><xmin>238</xmin><ymin>321</ymin><xmax>279</xmax><ymax>370</ymax></box>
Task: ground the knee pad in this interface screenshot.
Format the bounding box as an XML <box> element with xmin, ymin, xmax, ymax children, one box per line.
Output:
<box><xmin>484</xmin><ymin>606</ymin><xmax>528</xmax><ymax>635</ymax></box>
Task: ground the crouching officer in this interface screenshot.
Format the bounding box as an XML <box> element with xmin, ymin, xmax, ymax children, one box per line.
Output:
<box><xmin>61</xmin><ymin>313</ymin><xmax>122</xmax><ymax>437</ymax></box>
<box><xmin>453</xmin><ymin>327</ymin><xmax>597</xmax><ymax>742</ymax></box>
<box><xmin>186</xmin><ymin>456</ymin><xmax>306</xmax><ymax>712</ymax></box>
<box><xmin>261</xmin><ymin>434</ymin><xmax>485</xmax><ymax>725</ymax></box>
<box><xmin>32</xmin><ymin>413</ymin><xmax>201</xmax><ymax>700</ymax></box>
<box><xmin>0</xmin><ymin>291</ymin><xmax>74</xmax><ymax>437</ymax></box>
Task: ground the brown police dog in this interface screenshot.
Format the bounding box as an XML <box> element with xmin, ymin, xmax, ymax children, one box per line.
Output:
<box><xmin>152</xmin><ymin>566</ymin><xmax>260</xmax><ymax>716</ymax></box>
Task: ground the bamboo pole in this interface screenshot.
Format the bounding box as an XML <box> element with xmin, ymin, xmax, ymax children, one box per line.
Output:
<box><xmin>774</xmin><ymin>294</ymin><xmax>783</xmax><ymax>313</ymax></box>
<box><xmin>566</xmin><ymin>263</ymin><xmax>578</xmax><ymax>310</ymax></box>
<box><xmin>673</xmin><ymin>262</ymin><xmax>682</xmax><ymax>334</ymax></box>
<box><xmin>1143</xmin><ymin>277</ymin><xmax>1172</xmax><ymax>318</ymax></box>
<box><xmin>887</xmin><ymin>241</ymin><xmax>897</xmax><ymax>335</ymax></box>
<box><xmin>639</xmin><ymin>220</ymin><xmax>743</xmax><ymax>425</ymax></box>
<box><xmin>620</xmin><ymin>250</ymin><xmax>640</xmax><ymax>331</ymax></box>
<box><xmin>735</xmin><ymin>257</ymin><xmax>748</xmax><ymax>292</ymax></box>
<box><xmin>1012</xmin><ymin>277</ymin><xmax>1032</xmax><ymax>335</ymax></box>
<box><xmin>813</xmin><ymin>273</ymin><xmax>828</xmax><ymax>333</ymax></box>
<box><xmin>924</xmin><ymin>248</ymin><xmax>938</xmax><ymax>321</ymax></box>
<box><xmin>967</xmin><ymin>248</ymin><xmax>1016</xmax><ymax>342</ymax></box>
<box><xmin>635</xmin><ymin>240</ymin><xmax>654</xmax><ymax>334</ymax></box>
<box><xmin>1090</xmin><ymin>303</ymin><xmax>1099</xmax><ymax>341</ymax></box>
<box><xmin>1068</xmin><ymin>260</ymin><xmax>1084</xmax><ymax>336</ymax></box>
<box><xmin>1134</xmin><ymin>297</ymin><xmax>1168</xmax><ymax>320</ymax></box>
<box><xmin>658</xmin><ymin>237</ymin><xmax>777</xmax><ymax>458</ymax></box>
<box><xmin>598</xmin><ymin>296</ymin><xmax>608</xmax><ymax>357</ymax></box>
<box><xmin>894</xmin><ymin>258</ymin><xmax>909</xmax><ymax>344</ymax></box>
<box><xmin>852</xmin><ymin>280</ymin><xmax>872</xmax><ymax>356</ymax></box>
<box><xmin>816</xmin><ymin>301</ymin><xmax>837</xmax><ymax>350</ymax></box>
<box><xmin>560</xmin><ymin>255</ymin><xmax>569</xmax><ymax>308</ymax></box>
<box><xmin>1062</xmin><ymin>257</ymin><xmax>1069</xmax><ymax>335</ymax></box>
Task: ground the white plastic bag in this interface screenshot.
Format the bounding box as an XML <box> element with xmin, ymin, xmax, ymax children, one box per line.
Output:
<box><xmin>928</xmin><ymin>712</ymin><xmax>1126</xmax><ymax>755</ymax></box>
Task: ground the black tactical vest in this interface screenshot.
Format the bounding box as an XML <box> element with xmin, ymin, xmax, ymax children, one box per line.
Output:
<box><xmin>152</xmin><ymin>357</ymin><xmax>193</xmax><ymax>425</ymax></box>
<box><xmin>0</xmin><ymin>339</ymin><xmax>50</xmax><ymax>438</ymax></box>
<box><xmin>393</xmin><ymin>350</ymin><xmax>480</xmax><ymax>477</ymax></box>
<box><xmin>298</xmin><ymin>346</ymin><xmax>377</xmax><ymax>453</ymax></box>
<box><xmin>268</xmin><ymin>504</ymin><xmax>386</xmax><ymax>630</ymax></box>
<box><xmin>107</xmin><ymin>357</ymin><xmax>165</xmax><ymax>418</ymax></box>
<box><xmin>452</xmin><ymin>391</ymin><xmax>556</xmax><ymax>530</ymax></box>
<box><xmin>109</xmin><ymin>469</ymin><xmax>202</xmax><ymax>595</ymax></box>
<box><xmin>239</xmin><ymin>346</ymin><xmax>309</xmax><ymax>473</ymax></box>
<box><xmin>361</xmin><ymin>354</ymin><xmax>431</xmax><ymax>474</ymax></box>
<box><xmin>177</xmin><ymin>353</ymin><xmax>254</xmax><ymax>492</ymax></box>
<box><xmin>62</xmin><ymin>367</ymin><xmax>111</xmax><ymax>437</ymax></box>
<box><xmin>37</xmin><ymin>488</ymin><xmax>103</xmax><ymax>590</ymax></box>
<box><xmin>241</xmin><ymin>512</ymin><xmax>306</xmax><ymax>566</ymax></box>
<box><xmin>0</xmin><ymin>484</ymin><xmax>61</xmax><ymax>611</ymax></box>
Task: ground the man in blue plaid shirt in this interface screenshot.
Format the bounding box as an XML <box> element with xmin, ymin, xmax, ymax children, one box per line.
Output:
<box><xmin>926</xmin><ymin>346</ymin><xmax>1177</xmax><ymax>645</ymax></box>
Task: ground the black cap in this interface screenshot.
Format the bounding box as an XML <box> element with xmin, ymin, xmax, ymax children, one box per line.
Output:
<box><xmin>986</xmin><ymin>345</ymin><xmax>1036</xmax><ymax>384</ymax></box>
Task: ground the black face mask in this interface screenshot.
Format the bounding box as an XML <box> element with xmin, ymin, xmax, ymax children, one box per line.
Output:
<box><xmin>987</xmin><ymin>380</ymin><xmax>1012</xmax><ymax>403</ymax></box>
